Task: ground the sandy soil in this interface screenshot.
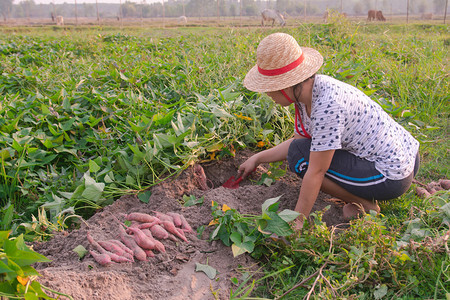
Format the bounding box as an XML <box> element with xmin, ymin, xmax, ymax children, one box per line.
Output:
<box><xmin>33</xmin><ymin>150</ymin><xmax>347</xmax><ymax>300</ymax></box>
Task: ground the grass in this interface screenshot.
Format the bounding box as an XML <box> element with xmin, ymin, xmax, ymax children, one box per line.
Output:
<box><xmin>0</xmin><ymin>20</ymin><xmax>449</xmax><ymax>298</ymax></box>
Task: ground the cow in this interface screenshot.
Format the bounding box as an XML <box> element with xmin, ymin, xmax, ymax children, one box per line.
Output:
<box><xmin>376</xmin><ymin>10</ymin><xmax>386</xmax><ymax>21</ymax></box>
<box><xmin>56</xmin><ymin>15</ymin><xmax>64</xmax><ymax>26</ymax></box>
<box><xmin>421</xmin><ymin>13</ymin><xmax>433</xmax><ymax>20</ymax></box>
<box><xmin>178</xmin><ymin>16</ymin><xmax>187</xmax><ymax>24</ymax></box>
<box><xmin>261</xmin><ymin>9</ymin><xmax>286</xmax><ymax>27</ymax></box>
<box><xmin>367</xmin><ymin>10</ymin><xmax>376</xmax><ymax>21</ymax></box>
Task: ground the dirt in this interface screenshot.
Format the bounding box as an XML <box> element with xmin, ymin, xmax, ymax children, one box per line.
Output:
<box><xmin>33</xmin><ymin>150</ymin><xmax>347</xmax><ymax>300</ymax></box>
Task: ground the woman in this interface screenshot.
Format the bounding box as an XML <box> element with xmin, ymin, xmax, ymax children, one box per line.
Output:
<box><xmin>238</xmin><ymin>33</ymin><xmax>419</xmax><ymax>227</ymax></box>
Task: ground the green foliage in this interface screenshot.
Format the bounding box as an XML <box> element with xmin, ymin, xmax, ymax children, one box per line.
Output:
<box><xmin>0</xmin><ymin>230</ymin><xmax>72</xmax><ymax>299</ymax></box>
<box><xmin>250</xmin><ymin>193</ymin><xmax>450</xmax><ymax>299</ymax></box>
<box><xmin>256</xmin><ymin>161</ymin><xmax>287</xmax><ymax>187</ymax></box>
<box><xmin>209</xmin><ymin>196</ymin><xmax>299</xmax><ymax>257</ymax></box>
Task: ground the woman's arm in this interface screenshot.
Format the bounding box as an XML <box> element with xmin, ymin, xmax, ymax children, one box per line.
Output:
<box><xmin>238</xmin><ymin>134</ymin><xmax>304</xmax><ymax>178</ymax></box>
<box><xmin>294</xmin><ymin>149</ymin><xmax>335</xmax><ymax>223</ymax></box>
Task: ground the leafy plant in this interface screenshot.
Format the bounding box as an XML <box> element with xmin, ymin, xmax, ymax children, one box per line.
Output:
<box><xmin>0</xmin><ymin>230</ymin><xmax>73</xmax><ymax>299</ymax></box>
<box><xmin>256</xmin><ymin>161</ymin><xmax>287</xmax><ymax>187</ymax></box>
<box><xmin>209</xmin><ymin>196</ymin><xmax>299</xmax><ymax>257</ymax></box>
<box><xmin>182</xmin><ymin>194</ymin><xmax>204</xmax><ymax>207</ymax></box>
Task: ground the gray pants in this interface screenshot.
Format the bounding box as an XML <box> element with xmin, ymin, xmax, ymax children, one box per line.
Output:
<box><xmin>287</xmin><ymin>139</ymin><xmax>420</xmax><ymax>201</ymax></box>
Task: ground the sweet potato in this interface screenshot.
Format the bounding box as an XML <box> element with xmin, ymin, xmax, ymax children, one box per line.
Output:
<box><xmin>141</xmin><ymin>228</ymin><xmax>153</xmax><ymax>238</ymax></box>
<box><xmin>179</xmin><ymin>214</ymin><xmax>194</xmax><ymax>234</ymax></box>
<box><xmin>426</xmin><ymin>182</ymin><xmax>443</xmax><ymax>194</ymax></box>
<box><xmin>150</xmin><ymin>224</ymin><xmax>169</xmax><ymax>240</ymax></box>
<box><xmin>107</xmin><ymin>251</ymin><xmax>133</xmax><ymax>263</ymax></box>
<box><xmin>98</xmin><ymin>240</ymin><xmax>126</xmax><ymax>256</ymax></box>
<box><xmin>152</xmin><ymin>238</ymin><xmax>166</xmax><ymax>253</ymax></box>
<box><xmin>439</xmin><ymin>179</ymin><xmax>450</xmax><ymax>190</ymax></box>
<box><xmin>416</xmin><ymin>186</ymin><xmax>431</xmax><ymax>198</ymax></box>
<box><xmin>127</xmin><ymin>226</ymin><xmax>156</xmax><ymax>250</ymax></box>
<box><xmin>161</xmin><ymin>221</ymin><xmax>188</xmax><ymax>242</ymax></box>
<box><xmin>98</xmin><ymin>241</ymin><xmax>134</xmax><ymax>262</ymax></box>
<box><xmin>166</xmin><ymin>212</ymin><xmax>182</xmax><ymax>227</ymax></box>
<box><xmin>90</xmin><ymin>250</ymin><xmax>111</xmax><ymax>266</ymax></box>
<box><xmin>108</xmin><ymin>240</ymin><xmax>133</xmax><ymax>255</ymax></box>
<box><xmin>168</xmin><ymin>234</ymin><xmax>178</xmax><ymax>242</ymax></box>
<box><xmin>152</xmin><ymin>211</ymin><xmax>174</xmax><ymax>223</ymax></box>
<box><xmin>108</xmin><ymin>239</ymin><xmax>134</xmax><ymax>255</ymax></box>
<box><xmin>137</xmin><ymin>220</ymin><xmax>160</xmax><ymax>230</ymax></box>
<box><xmin>87</xmin><ymin>232</ymin><xmax>106</xmax><ymax>253</ymax></box>
<box><xmin>118</xmin><ymin>225</ymin><xmax>147</xmax><ymax>261</ymax></box>
<box><xmin>141</xmin><ymin>228</ymin><xmax>165</xmax><ymax>252</ymax></box>
<box><xmin>125</xmin><ymin>212</ymin><xmax>158</xmax><ymax>223</ymax></box>
<box><xmin>145</xmin><ymin>250</ymin><xmax>155</xmax><ymax>258</ymax></box>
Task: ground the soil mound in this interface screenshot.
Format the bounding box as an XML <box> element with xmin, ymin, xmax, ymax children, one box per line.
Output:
<box><xmin>33</xmin><ymin>150</ymin><xmax>346</xmax><ymax>300</ymax></box>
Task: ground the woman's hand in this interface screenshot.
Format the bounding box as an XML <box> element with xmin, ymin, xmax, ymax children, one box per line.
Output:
<box><xmin>237</xmin><ymin>154</ymin><xmax>260</xmax><ymax>179</ymax></box>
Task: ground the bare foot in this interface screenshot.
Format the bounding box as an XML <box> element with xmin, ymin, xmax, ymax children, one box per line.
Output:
<box><xmin>343</xmin><ymin>203</ymin><xmax>364</xmax><ymax>220</ymax></box>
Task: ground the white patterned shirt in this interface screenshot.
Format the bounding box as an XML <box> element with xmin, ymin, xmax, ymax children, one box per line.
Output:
<box><xmin>295</xmin><ymin>75</ymin><xmax>419</xmax><ymax>180</ymax></box>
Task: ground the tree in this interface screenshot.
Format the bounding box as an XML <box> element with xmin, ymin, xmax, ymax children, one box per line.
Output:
<box><xmin>433</xmin><ymin>0</ymin><xmax>446</xmax><ymax>13</ymax></box>
<box><xmin>0</xmin><ymin>0</ymin><xmax>13</xmax><ymax>21</ymax></box>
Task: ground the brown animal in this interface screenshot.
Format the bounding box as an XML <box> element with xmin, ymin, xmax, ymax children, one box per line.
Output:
<box><xmin>376</xmin><ymin>10</ymin><xmax>386</xmax><ymax>21</ymax></box>
<box><xmin>367</xmin><ymin>10</ymin><xmax>376</xmax><ymax>21</ymax></box>
<box><xmin>421</xmin><ymin>13</ymin><xmax>433</xmax><ymax>20</ymax></box>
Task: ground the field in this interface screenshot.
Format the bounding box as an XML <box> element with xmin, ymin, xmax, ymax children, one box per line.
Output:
<box><xmin>0</xmin><ymin>17</ymin><xmax>449</xmax><ymax>299</ymax></box>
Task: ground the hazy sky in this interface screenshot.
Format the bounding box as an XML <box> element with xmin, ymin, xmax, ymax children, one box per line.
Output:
<box><xmin>17</xmin><ymin>0</ymin><xmax>163</xmax><ymax>4</ymax></box>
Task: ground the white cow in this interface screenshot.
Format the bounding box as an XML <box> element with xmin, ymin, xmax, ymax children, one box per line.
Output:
<box><xmin>56</xmin><ymin>15</ymin><xmax>64</xmax><ymax>26</ymax></box>
<box><xmin>261</xmin><ymin>9</ymin><xmax>286</xmax><ymax>27</ymax></box>
<box><xmin>178</xmin><ymin>15</ymin><xmax>187</xmax><ymax>24</ymax></box>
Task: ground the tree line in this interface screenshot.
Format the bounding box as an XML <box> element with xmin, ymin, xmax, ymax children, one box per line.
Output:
<box><xmin>0</xmin><ymin>0</ymin><xmax>447</xmax><ymax>21</ymax></box>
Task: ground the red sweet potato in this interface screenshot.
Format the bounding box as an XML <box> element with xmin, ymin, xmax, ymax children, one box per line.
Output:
<box><xmin>145</xmin><ymin>250</ymin><xmax>155</xmax><ymax>258</ymax></box>
<box><xmin>166</xmin><ymin>212</ymin><xmax>182</xmax><ymax>227</ymax></box>
<box><xmin>125</xmin><ymin>212</ymin><xmax>158</xmax><ymax>223</ymax></box>
<box><xmin>90</xmin><ymin>250</ymin><xmax>112</xmax><ymax>266</ymax></box>
<box><xmin>87</xmin><ymin>232</ymin><xmax>106</xmax><ymax>253</ymax></box>
<box><xmin>137</xmin><ymin>220</ymin><xmax>160</xmax><ymax>230</ymax></box>
<box><xmin>98</xmin><ymin>241</ymin><xmax>134</xmax><ymax>262</ymax></box>
<box><xmin>118</xmin><ymin>225</ymin><xmax>147</xmax><ymax>261</ymax></box>
<box><xmin>416</xmin><ymin>186</ymin><xmax>431</xmax><ymax>198</ymax></box>
<box><xmin>141</xmin><ymin>228</ymin><xmax>165</xmax><ymax>252</ymax></box>
<box><xmin>98</xmin><ymin>240</ymin><xmax>125</xmax><ymax>256</ymax></box>
<box><xmin>439</xmin><ymin>179</ymin><xmax>450</xmax><ymax>190</ymax></box>
<box><xmin>127</xmin><ymin>226</ymin><xmax>156</xmax><ymax>250</ymax></box>
<box><xmin>168</xmin><ymin>234</ymin><xmax>178</xmax><ymax>242</ymax></box>
<box><xmin>152</xmin><ymin>238</ymin><xmax>166</xmax><ymax>253</ymax></box>
<box><xmin>107</xmin><ymin>251</ymin><xmax>133</xmax><ymax>263</ymax></box>
<box><xmin>152</xmin><ymin>211</ymin><xmax>174</xmax><ymax>223</ymax></box>
<box><xmin>141</xmin><ymin>228</ymin><xmax>153</xmax><ymax>238</ymax></box>
<box><xmin>426</xmin><ymin>182</ymin><xmax>443</xmax><ymax>194</ymax></box>
<box><xmin>179</xmin><ymin>214</ymin><xmax>194</xmax><ymax>234</ymax></box>
<box><xmin>108</xmin><ymin>239</ymin><xmax>134</xmax><ymax>255</ymax></box>
<box><xmin>161</xmin><ymin>221</ymin><xmax>188</xmax><ymax>242</ymax></box>
<box><xmin>150</xmin><ymin>224</ymin><xmax>169</xmax><ymax>240</ymax></box>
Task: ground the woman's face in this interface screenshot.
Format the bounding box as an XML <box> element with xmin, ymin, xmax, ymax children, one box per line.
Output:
<box><xmin>266</xmin><ymin>88</ymin><xmax>294</xmax><ymax>107</ymax></box>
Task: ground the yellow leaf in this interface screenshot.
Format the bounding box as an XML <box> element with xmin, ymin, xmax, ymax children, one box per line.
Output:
<box><xmin>234</xmin><ymin>113</ymin><xmax>253</xmax><ymax>121</ymax></box>
<box><xmin>17</xmin><ymin>276</ymin><xmax>29</xmax><ymax>286</ymax></box>
<box><xmin>222</xmin><ymin>204</ymin><xmax>231</xmax><ymax>212</ymax></box>
<box><xmin>209</xmin><ymin>152</ymin><xmax>216</xmax><ymax>161</ymax></box>
<box><xmin>208</xmin><ymin>219</ymin><xmax>218</xmax><ymax>226</ymax></box>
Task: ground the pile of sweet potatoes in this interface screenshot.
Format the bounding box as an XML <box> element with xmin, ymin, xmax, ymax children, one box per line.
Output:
<box><xmin>415</xmin><ymin>179</ymin><xmax>450</xmax><ymax>198</ymax></box>
<box><xmin>87</xmin><ymin>211</ymin><xmax>193</xmax><ymax>265</ymax></box>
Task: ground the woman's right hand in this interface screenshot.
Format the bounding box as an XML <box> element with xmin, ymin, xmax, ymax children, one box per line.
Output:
<box><xmin>237</xmin><ymin>154</ymin><xmax>260</xmax><ymax>179</ymax></box>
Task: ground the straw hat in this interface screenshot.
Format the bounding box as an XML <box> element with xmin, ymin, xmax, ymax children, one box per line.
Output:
<box><xmin>244</xmin><ymin>33</ymin><xmax>323</xmax><ymax>93</ymax></box>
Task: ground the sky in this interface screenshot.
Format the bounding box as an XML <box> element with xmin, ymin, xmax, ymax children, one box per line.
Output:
<box><xmin>17</xmin><ymin>0</ymin><xmax>163</xmax><ymax>4</ymax></box>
